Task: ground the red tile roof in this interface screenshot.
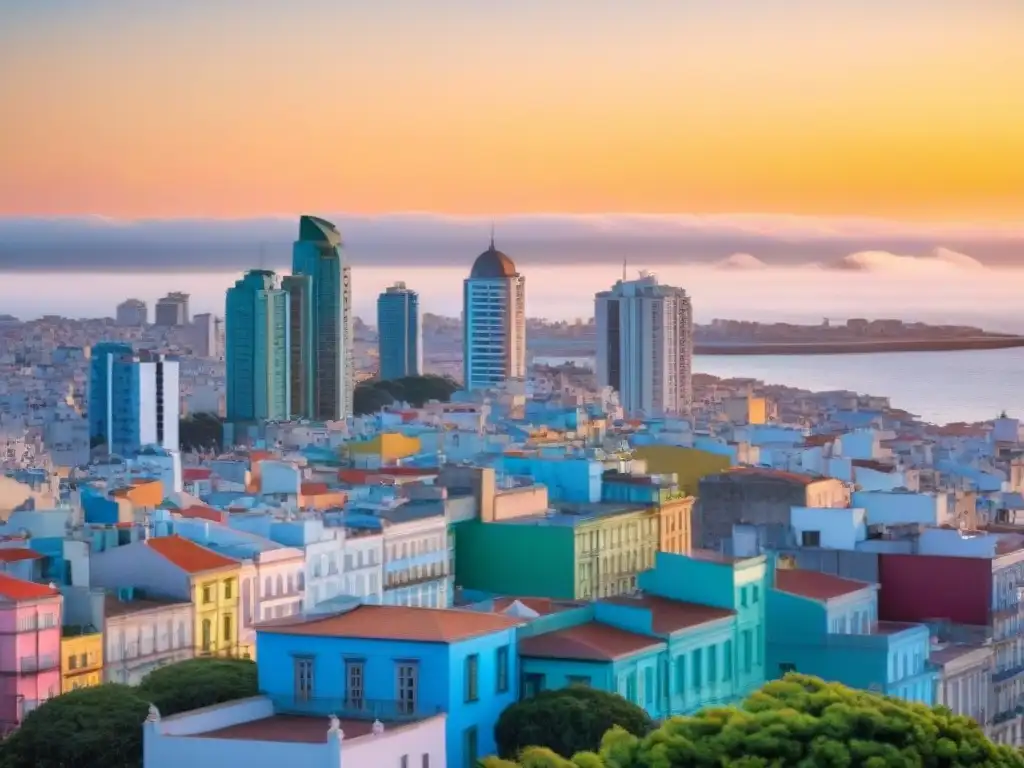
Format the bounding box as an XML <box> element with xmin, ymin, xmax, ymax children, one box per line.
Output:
<box><xmin>0</xmin><ymin>548</ymin><xmax>43</xmax><ymax>563</ymax></box>
<box><xmin>176</xmin><ymin>505</ymin><xmax>225</xmax><ymax>523</ymax></box>
<box><xmin>603</xmin><ymin>594</ymin><xmax>735</xmax><ymax>633</ymax></box>
<box><xmin>190</xmin><ymin>715</ymin><xmax>373</xmax><ymax>743</ymax></box>
<box><xmin>258</xmin><ymin>605</ymin><xmax>521</xmax><ymax>643</ymax></box>
<box><xmin>146</xmin><ymin>535</ymin><xmax>238</xmax><ymax>575</ymax></box>
<box><xmin>0</xmin><ymin>573</ymin><xmax>59</xmax><ymax>601</ymax></box>
<box><xmin>300</xmin><ymin>482</ymin><xmax>329</xmax><ymax>496</ymax></box>
<box><xmin>182</xmin><ymin>468</ymin><xmax>213</xmax><ymax>481</ymax></box>
<box><xmin>774</xmin><ymin>569</ymin><xmax>872</xmax><ymax>601</ymax></box>
<box><xmin>519</xmin><ymin>622</ymin><xmax>662</xmax><ymax>662</ymax></box>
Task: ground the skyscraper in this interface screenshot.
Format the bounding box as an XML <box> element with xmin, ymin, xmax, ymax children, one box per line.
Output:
<box><xmin>377</xmin><ymin>282</ymin><xmax>421</xmax><ymax>380</ymax></box>
<box><xmin>116</xmin><ymin>299</ymin><xmax>148</xmax><ymax>326</ymax></box>
<box><xmin>225</xmin><ymin>270</ymin><xmax>290</xmax><ymax>423</ymax></box>
<box><xmin>191</xmin><ymin>312</ymin><xmax>220</xmax><ymax>358</ymax></box>
<box><xmin>595</xmin><ymin>273</ymin><xmax>693</xmax><ymax>417</ymax></box>
<box><xmin>290</xmin><ymin>215</ymin><xmax>353</xmax><ymax>420</ymax></box>
<box><xmin>88</xmin><ymin>345</ymin><xmax>180</xmax><ymax>455</ymax></box>
<box><xmin>462</xmin><ymin>236</ymin><xmax>526</xmax><ymax>391</ymax></box>
<box><xmin>155</xmin><ymin>292</ymin><xmax>190</xmax><ymax>326</ymax></box>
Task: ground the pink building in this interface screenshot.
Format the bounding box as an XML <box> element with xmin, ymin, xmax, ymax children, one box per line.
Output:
<box><xmin>0</xmin><ymin>573</ymin><xmax>62</xmax><ymax>734</ymax></box>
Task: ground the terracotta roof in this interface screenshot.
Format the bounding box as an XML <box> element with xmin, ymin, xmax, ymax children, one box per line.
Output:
<box><xmin>146</xmin><ymin>535</ymin><xmax>238</xmax><ymax>574</ymax></box>
<box><xmin>0</xmin><ymin>548</ymin><xmax>44</xmax><ymax>563</ymax></box>
<box><xmin>176</xmin><ymin>505</ymin><xmax>225</xmax><ymax>523</ymax></box>
<box><xmin>182</xmin><ymin>468</ymin><xmax>213</xmax><ymax>481</ymax></box>
<box><xmin>0</xmin><ymin>573</ymin><xmax>59</xmax><ymax>601</ymax></box>
<box><xmin>189</xmin><ymin>714</ymin><xmax>371</xmax><ymax>743</ymax></box>
<box><xmin>773</xmin><ymin>569</ymin><xmax>872</xmax><ymax>601</ymax></box>
<box><xmin>300</xmin><ymin>482</ymin><xmax>329</xmax><ymax>496</ymax></box>
<box><xmin>804</xmin><ymin>434</ymin><xmax>837</xmax><ymax>448</ymax></box>
<box><xmin>721</xmin><ymin>467</ymin><xmax>815</xmax><ymax>485</ymax></box>
<box><xmin>603</xmin><ymin>594</ymin><xmax>735</xmax><ymax>633</ymax></box>
<box><xmin>258</xmin><ymin>605</ymin><xmax>521</xmax><ymax>643</ymax></box>
<box><xmin>519</xmin><ymin>622</ymin><xmax>662</xmax><ymax>661</ymax></box>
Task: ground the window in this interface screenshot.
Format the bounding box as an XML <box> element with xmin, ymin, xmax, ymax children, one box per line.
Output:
<box><xmin>223</xmin><ymin>614</ymin><xmax>232</xmax><ymax>643</ymax></box>
<box><xmin>397</xmin><ymin>662</ymin><xmax>418</xmax><ymax>714</ymax></box>
<box><xmin>401</xmin><ymin>756</ymin><xmax>409</xmax><ymax>768</ymax></box>
<box><xmin>294</xmin><ymin>657</ymin><xmax>314</xmax><ymax>701</ymax></box>
<box><xmin>465</xmin><ymin>654</ymin><xmax>479</xmax><ymax>702</ymax></box>
<box><xmin>707</xmin><ymin>645</ymin><xmax>718</xmax><ymax>684</ymax></box>
<box><xmin>692</xmin><ymin>649</ymin><xmax>703</xmax><ymax>691</ymax></box>
<box><xmin>743</xmin><ymin>630</ymin><xmax>753</xmax><ymax>674</ymax></box>
<box><xmin>422</xmin><ymin>754</ymin><xmax>430</xmax><ymax>768</ymax></box>
<box><xmin>644</xmin><ymin>667</ymin><xmax>654</xmax><ymax>705</ymax></box>
<box><xmin>201</xmin><ymin>619</ymin><xmax>212</xmax><ymax>651</ymax></box>
<box><xmin>740</xmin><ymin>587</ymin><xmax>748</xmax><ymax>607</ymax></box>
<box><xmin>752</xmin><ymin>585</ymin><xmax>760</xmax><ymax>604</ymax></box>
<box><xmin>464</xmin><ymin>726</ymin><xmax>479</xmax><ymax>768</ymax></box>
<box><xmin>79</xmin><ymin>653</ymin><xmax>88</xmax><ymax>668</ymax></box>
<box><xmin>723</xmin><ymin>640</ymin><xmax>733</xmax><ymax>681</ymax></box>
<box><xmin>202</xmin><ymin>585</ymin><xmax>213</xmax><ymax>604</ymax></box>
<box><xmin>567</xmin><ymin>675</ymin><xmax>591</xmax><ymax>687</ymax></box>
<box><xmin>223</xmin><ymin>579</ymin><xmax>233</xmax><ymax>599</ymax></box>
<box><xmin>801</xmin><ymin>530</ymin><xmax>821</xmax><ymax>547</ymax></box>
<box><xmin>345</xmin><ymin>659</ymin><xmax>365</xmax><ymax>709</ymax></box>
<box><xmin>496</xmin><ymin>645</ymin><xmax>509</xmax><ymax>693</ymax></box>
<box><xmin>522</xmin><ymin>673</ymin><xmax>545</xmax><ymax>699</ymax></box>
<box><xmin>675</xmin><ymin>655</ymin><xmax>686</xmax><ymax>693</ymax></box>
<box><xmin>68</xmin><ymin>655</ymin><xmax>78</xmax><ymax>670</ymax></box>
<box><xmin>779</xmin><ymin>662</ymin><xmax>797</xmax><ymax>675</ymax></box>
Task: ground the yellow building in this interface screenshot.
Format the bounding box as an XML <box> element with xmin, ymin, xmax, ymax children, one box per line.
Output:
<box><xmin>346</xmin><ymin>432</ymin><xmax>421</xmax><ymax>465</ymax></box>
<box><xmin>145</xmin><ymin>535</ymin><xmax>244</xmax><ymax>658</ymax></box>
<box><xmin>633</xmin><ymin>445</ymin><xmax>731</xmax><ymax>496</ymax></box>
<box><xmin>657</xmin><ymin>494</ymin><xmax>695</xmax><ymax>555</ymax></box>
<box><xmin>61</xmin><ymin>628</ymin><xmax>104</xmax><ymax>692</ymax></box>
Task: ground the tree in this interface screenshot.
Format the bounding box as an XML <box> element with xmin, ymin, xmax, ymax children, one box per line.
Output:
<box><xmin>489</xmin><ymin>675</ymin><xmax>1024</xmax><ymax>767</ymax></box>
<box><xmin>353</xmin><ymin>374</ymin><xmax>460</xmax><ymax>415</ymax></box>
<box><xmin>494</xmin><ymin>686</ymin><xmax>652</xmax><ymax>761</ymax></box>
<box><xmin>0</xmin><ymin>684</ymin><xmax>149</xmax><ymax>768</ymax></box>
<box><xmin>138</xmin><ymin>657</ymin><xmax>257</xmax><ymax>717</ymax></box>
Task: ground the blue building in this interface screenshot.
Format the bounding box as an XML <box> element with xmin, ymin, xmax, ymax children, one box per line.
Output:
<box><xmin>255</xmin><ymin>604</ymin><xmax>520</xmax><ymax>768</ymax></box>
<box><xmin>377</xmin><ymin>282</ymin><xmax>421</xmax><ymax>381</ymax></box>
<box><xmin>290</xmin><ymin>215</ymin><xmax>353</xmax><ymax>420</ymax></box>
<box><xmin>766</xmin><ymin>567</ymin><xmax>937</xmax><ymax>704</ymax></box>
<box><xmin>496</xmin><ymin>454</ymin><xmax>604</xmax><ymax>503</ymax></box>
<box><xmin>225</xmin><ymin>269</ymin><xmax>291</xmax><ymax>423</ymax></box>
<box><xmin>88</xmin><ymin>345</ymin><xmax>180</xmax><ymax>454</ymax></box>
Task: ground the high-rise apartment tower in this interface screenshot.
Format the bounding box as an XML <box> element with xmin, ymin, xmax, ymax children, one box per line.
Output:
<box><xmin>377</xmin><ymin>282</ymin><xmax>421</xmax><ymax>380</ymax></box>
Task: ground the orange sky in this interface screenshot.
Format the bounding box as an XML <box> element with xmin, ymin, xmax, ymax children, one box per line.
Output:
<box><xmin>2</xmin><ymin>1</ymin><xmax>1023</xmax><ymax>219</ymax></box>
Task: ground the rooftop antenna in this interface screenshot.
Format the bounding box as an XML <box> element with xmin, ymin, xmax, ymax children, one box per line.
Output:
<box><xmin>489</xmin><ymin>222</ymin><xmax>496</xmax><ymax>249</ymax></box>
<box><xmin>622</xmin><ymin>257</ymin><xmax>627</xmax><ymax>282</ymax></box>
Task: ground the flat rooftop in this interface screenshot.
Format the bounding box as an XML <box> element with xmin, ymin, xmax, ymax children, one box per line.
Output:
<box><xmin>494</xmin><ymin>502</ymin><xmax>647</xmax><ymax>528</ymax></box>
<box><xmin>188</xmin><ymin>715</ymin><xmax>372</xmax><ymax>743</ymax></box>
<box><xmin>104</xmin><ymin>594</ymin><xmax>192</xmax><ymax>618</ymax></box>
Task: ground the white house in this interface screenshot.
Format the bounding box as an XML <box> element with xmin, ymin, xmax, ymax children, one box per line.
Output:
<box><xmin>104</xmin><ymin>591</ymin><xmax>194</xmax><ymax>685</ymax></box>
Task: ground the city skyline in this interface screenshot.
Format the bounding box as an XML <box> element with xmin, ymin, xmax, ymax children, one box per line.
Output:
<box><xmin>2</xmin><ymin>1</ymin><xmax>1023</xmax><ymax>220</ymax></box>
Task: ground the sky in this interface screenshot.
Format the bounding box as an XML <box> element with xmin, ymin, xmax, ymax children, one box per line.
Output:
<box><xmin>2</xmin><ymin>0</ymin><xmax>1023</xmax><ymax>220</ymax></box>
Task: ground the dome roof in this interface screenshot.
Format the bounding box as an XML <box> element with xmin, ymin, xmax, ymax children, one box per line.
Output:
<box><xmin>470</xmin><ymin>241</ymin><xmax>517</xmax><ymax>279</ymax></box>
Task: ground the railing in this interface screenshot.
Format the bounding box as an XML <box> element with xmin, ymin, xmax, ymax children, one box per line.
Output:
<box><xmin>992</xmin><ymin>663</ymin><xmax>1024</xmax><ymax>684</ymax></box>
<box><xmin>267</xmin><ymin>694</ymin><xmax>440</xmax><ymax>722</ymax></box>
<box><xmin>991</xmin><ymin>704</ymin><xmax>1024</xmax><ymax>725</ymax></box>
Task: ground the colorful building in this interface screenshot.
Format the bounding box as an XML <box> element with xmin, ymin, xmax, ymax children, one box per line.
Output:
<box><xmin>91</xmin><ymin>535</ymin><xmax>245</xmax><ymax>658</ymax></box>
<box><xmin>255</xmin><ymin>604</ymin><xmax>520</xmax><ymax>768</ymax></box>
<box><xmin>0</xmin><ymin>574</ymin><xmax>62</xmax><ymax>734</ymax></box>
<box><xmin>60</xmin><ymin>625</ymin><xmax>104</xmax><ymax>692</ymax></box>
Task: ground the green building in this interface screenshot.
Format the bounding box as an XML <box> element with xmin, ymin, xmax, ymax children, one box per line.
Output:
<box><xmin>454</xmin><ymin>503</ymin><xmax>660</xmax><ymax>600</ymax></box>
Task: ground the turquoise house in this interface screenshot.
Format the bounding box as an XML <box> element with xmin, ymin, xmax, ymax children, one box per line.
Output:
<box><xmin>255</xmin><ymin>604</ymin><xmax>521</xmax><ymax>768</ymax></box>
<box><xmin>511</xmin><ymin>550</ymin><xmax>769</xmax><ymax>719</ymax></box>
<box><xmin>766</xmin><ymin>568</ymin><xmax>937</xmax><ymax>703</ymax></box>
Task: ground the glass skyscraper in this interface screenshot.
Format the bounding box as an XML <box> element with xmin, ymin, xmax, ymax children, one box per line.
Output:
<box><xmin>225</xmin><ymin>269</ymin><xmax>291</xmax><ymax>422</ymax></box>
<box><xmin>377</xmin><ymin>282</ymin><xmax>421</xmax><ymax>380</ymax></box>
<box><xmin>290</xmin><ymin>215</ymin><xmax>353</xmax><ymax>420</ymax></box>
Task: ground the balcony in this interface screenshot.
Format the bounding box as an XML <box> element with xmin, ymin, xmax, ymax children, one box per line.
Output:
<box><xmin>992</xmin><ymin>662</ymin><xmax>1024</xmax><ymax>684</ymax></box>
<box><xmin>0</xmin><ymin>656</ymin><xmax>60</xmax><ymax>675</ymax></box>
<box><xmin>266</xmin><ymin>694</ymin><xmax>441</xmax><ymax>723</ymax></box>
<box><xmin>991</xmin><ymin>704</ymin><xmax>1024</xmax><ymax>725</ymax></box>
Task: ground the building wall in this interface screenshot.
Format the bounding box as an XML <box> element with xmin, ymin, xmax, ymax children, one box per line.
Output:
<box><xmin>192</xmin><ymin>569</ymin><xmax>242</xmax><ymax>656</ymax></box>
<box><xmin>377</xmin><ymin>284</ymin><xmax>422</xmax><ymax>380</ymax></box>
<box><xmin>497</xmin><ymin>456</ymin><xmax>602</xmax><ymax>504</ymax></box>
<box><xmin>695</xmin><ymin>475</ymin><xmax>811</xmax><ymax>551</ymax></box>
<box><xmin>878</xmin><ymin>554</ymin><xmax>992</xmax><ymax>626</ymax></box>
<box><xmin>0</xmin><ymin>596</ymin><xmax>63</xmax><ymax>731</ymax></box>
<box><xmin>382</xmin><ymin>516</ymin><xmax>450</xmax><ymax>609</ymax></box>
<box><xmin>454</xmin><ymin>521</ymin><xmax>576</xmax><ymax>600</ymax></box>
<box><xmin>61</xmin><ymin>631</ymin><xmax>104</xmax><ymax>692</ymax></box>
<box><xmin>658</xmin><ymin>496</ymin><xmax>694</xmax><ymax>555</ymax></box>
<box><xmin>790</xmin><ymin>506</ymin><xmax>866</xmax><ymax>550</ymax></box>
<box><xmin>463</xmin><ymin>276</ymin><xmax>526</xmax><ymax>391</ymax></box>
<box><xmin>105</xmin><ymin>602</ymin><xmax>194</xmax><ymax>685</ymax></box>
<box><xmin>491</xmin><ymin>486</ymin><xmax>549</xmax><ymax>522</ymax></box>
<box><xmin>575</xmin><ymin>510</ymin><xmax>659</xmax><ymax>600</ymax></box>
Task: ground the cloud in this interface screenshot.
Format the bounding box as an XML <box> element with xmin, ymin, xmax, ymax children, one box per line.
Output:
<box><xmin>0</xmin><ymin>213</ymin><xmax>1019</xmax><ymax>272</ymax></box>
<box><xmin>714</xmin><ymin>253</ymin><xmax>767</xmax><ymax>270</ymax></box>
<box><xmin>826</xmin><ymin>247</ymin><xmax>987</xmax><ymax>273</ymax></box>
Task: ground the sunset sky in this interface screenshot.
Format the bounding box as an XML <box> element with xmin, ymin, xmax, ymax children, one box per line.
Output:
<box><xmin>2</xmin><ymin>0</ymin><xmax>1023</xmax><ymax>220</ymax></box>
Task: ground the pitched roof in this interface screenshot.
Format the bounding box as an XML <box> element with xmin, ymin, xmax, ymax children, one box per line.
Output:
<box><xmin>0</xmin><ymin>548</ymin><xmax>44</xmax><ymax>563</ymax></box>
<box><xmin>258</xmin><ymin>605</ymin><xmax>521</xmax><ymax>643</ymax></box>
<box><xmin>773</xmin><ymin>568</ymin><xmax>872</xmax><ymax>601</ymax></box>
<box><xmin>145</xmin><ymin>535</ymin><xmax>238</xmax><ymax>574</ymax></box>
<box><xmin>519</xmin><ymin>622</ymin><xmax>662</xmax><ymax>662</ymax></box>
<box><xmin>603</xmin><ymin>594</ymin><xmax>735</xmax><ymax>633</ymax></box>
<box><xmin>0</xmin><ymin>573</ymin><xmax>59</xmax><ymax>601</ymax></box>
<box><xmin>300</xmin><ymin>482</ymin><xmax>330</xmax><ymax>496</ymax></box>
<box><xmin>176</xmin><ymin>505</ymin><xmax>225</xmax><ymax>523</ymax></box>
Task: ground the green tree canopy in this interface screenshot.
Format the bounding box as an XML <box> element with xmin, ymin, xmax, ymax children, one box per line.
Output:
<box><xmin>0</xmin><ymin>684</ymin><xmax>149</xmax><ymax>768</ymax></box>
<box><xmin>494</xmin><ymin>686</ymin><xmax>653</xmax><ymax>761</ymax></box>
<box><xmin>138</xmin><ymin>657</ymin><xmax>258</xmax><ymax>717</ymax></box>
<box><xmin>353</xmin><ymin>374</ymin><xmax>460</xmax><ymax>414</ymax></box>
<box><xmin>488</xmin><ymin>675</ymin><xmax>1024</xmax><ymax>767</ymax></box>
<box><xmin>179</xmin><ymin>411</ymin><xmax>225</xmax><ymax>452</ymax></box>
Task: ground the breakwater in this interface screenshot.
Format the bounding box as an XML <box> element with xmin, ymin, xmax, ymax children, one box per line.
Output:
<box><xmin>694</xmin><ymin>336</ymin><xmax>1024</xmax><ymax>356</ymax></box>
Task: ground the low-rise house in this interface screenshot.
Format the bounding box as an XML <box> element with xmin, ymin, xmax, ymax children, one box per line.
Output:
<box><xmin>932</xmin><ymin>642</ymin><xmax>993</xmax><ymax>733</ymax></box>
<box><xmin>104</xmin><ymin>590</ymin><xmax>194</xmax><ymax>685</ymax></box>
<box><xmin>60</xmin><ymin>623</ymin><xmax>104</xmax><ymax>692</ymax></box>
<box><xmin>0</xmin><ymin>574</ymin><xmax>62</xmax><ymax>733</ymax></box>
<box><xmin>255</xmin><ymin>604</ymin><xmax>521</xmax><ymax>768</ymax></box>
<box><xmin>91</xmin><ymin>535</ymin><xmax>244</xmax><ymax>657</ymax></box>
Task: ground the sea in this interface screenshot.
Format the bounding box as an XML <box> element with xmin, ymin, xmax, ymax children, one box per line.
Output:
<box><xmin>1</xmin><ymin>264</ymin><xmax>1022</xmax><ymax>426</ymax></box>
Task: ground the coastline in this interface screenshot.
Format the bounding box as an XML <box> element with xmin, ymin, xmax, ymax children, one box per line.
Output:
<box><xmin>694</xmin><ymin>336</ymin><xmax>1024</xmax><ymax>356</ymax></box>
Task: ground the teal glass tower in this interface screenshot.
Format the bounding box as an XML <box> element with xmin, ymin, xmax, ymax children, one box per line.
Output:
<box><xmin>377</xmin><ymin>282</ymin><xmax>421</xmax><ymax>380</ymax></box>
<box><xmin>225</xmin><ymin>270</ymin><xmax>291</xmax><ymax>422</ymax></box>
<box><xmin>290</xmin><ymin>215</ymin><xmax>353</xmax><ymax>420</ymax></box>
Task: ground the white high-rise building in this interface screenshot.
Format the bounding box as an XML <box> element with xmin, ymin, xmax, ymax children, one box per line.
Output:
<box><xmin>116</xmin><ymin>299</ymin><xmax>148</xmax><ymax>326</ymax></box>
<box><xmin>462</xmin><ymin>237</ymin><xmax>526</xmax><ymax>391</ymax></box>
<box><xmin>595</xmin><ymin>273</ymin><xmax>693</xmax><ymax>417</ymax></box>
<box><xmin>191</xmin><ymin>312</ymin><xmax>220</xmax><ymax>358</ymax></box>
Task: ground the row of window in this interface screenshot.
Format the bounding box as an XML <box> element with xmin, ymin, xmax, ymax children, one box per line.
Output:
<box><xmin>16</xmin><ymin>612</ymin><xmax>58</xmax><ymax>632</ymax></box>
<box><xmin>200</xmin><ymin>578</ymin><xmax>235</xmax><ymax>604</ymax></box>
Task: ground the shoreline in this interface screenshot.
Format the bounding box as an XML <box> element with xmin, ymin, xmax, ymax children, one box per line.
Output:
<box><xmin>693</xmin><ymin>336</ymin><xmax>1024</xmax><ymax>356</ymax></box>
